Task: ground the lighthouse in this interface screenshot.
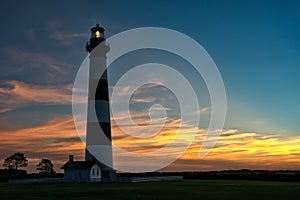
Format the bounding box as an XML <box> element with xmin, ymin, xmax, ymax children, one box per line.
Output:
<box><xmin>85</xmin><ymin>24</ymin><xmax>115</xmax><ymax>178</ymax></box>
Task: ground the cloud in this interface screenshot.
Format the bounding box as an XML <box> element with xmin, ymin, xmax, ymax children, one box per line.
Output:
<box><xmin>2</xmin><ymin>88</ymin><xmax>300</xmax><ymax>173</ymax></box>
<box><xmin>112</xmin><ymin>117</ymin><xmax>200</xmax><ymax>154</ymax></box>
<box><xmin>1</xmin><ymin>111</ymin><xmax>300</xmax><ymax>172</ymax></box>
<box><xmin>0</xmin><ymin>115</ymin><xmax>84</xmax><ymax>173</ymax></box>
<box><xmin>47</xmin><ymin>20</ymin><xmax>88</xmax><ymax>46</ymax></box>
<box><xmin>179</xmin><ymin>129</ymin><xmax>300</xmax><ymax>170</ymax></box>
<box><xmin>49</xmin><ymin>32</ymin><xmax>89</xmax><ymax>46</ymax></box>
<box><xmin>0</xmin><ymin>80</ymin><xmax>72</xmax><ymax>112</ymax></box>
<box><xmin>130</xmin><ymin>96</ymin><xmax>157</xmax><ymax>103</ymax></box>
<box><xmin>4</xmin><ymin>48</ymin><xmax>73</xmax><ymax>84</ymax></box>
<box><xmin>6</xmin><ymin>48</ymin><xmax>70</xmax><ymax>74</ymax></box>
<box><xmin>111</xmin><ymin>109</ymin><xmax>300</xmax><ymax>171</ymax></box>
<box><xmin>198</xmin><ymin>106</ymin><xmax>211</xmax><ymax>114</ymax></box>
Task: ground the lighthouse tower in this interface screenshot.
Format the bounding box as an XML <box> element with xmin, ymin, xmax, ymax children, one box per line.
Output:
<box><xmin>85</xmin><ymin>24</ymin><xmax>115</xmax><ymax>178</ymax></box>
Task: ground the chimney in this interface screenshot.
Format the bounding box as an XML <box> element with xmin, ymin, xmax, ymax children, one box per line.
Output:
<box><xmin>69</xmin><ymin>155</ymin><xmax>74</xmax><ymax>162</ymax></box>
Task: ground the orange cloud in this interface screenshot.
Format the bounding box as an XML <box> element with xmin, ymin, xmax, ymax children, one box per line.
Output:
<box><xmin>174</xmin><ymin>129</ymin><xmax>300</xmax><ymax>171</ymax></box>
<box><xmin>0</xmin><ymin>80</ymin><xmax>72</xmax><ymax>112</ymax></box>
<box><xmin>110</xmin><ymin>114</ymin><xmax>300</xmax><ymax>171</ymax></box>
<box><xmin>130</xmin><ymin>96</ymin><xmax>157</xmax><ymax>103</ymax></box>
<box><xmin>1</xmin><ymin>111</ymin><xmax>300</xmax><ymax>173</ymax></box>
<box><xmin>0</xmin><ymin>116</ymin><xmax>84</xmax><ymax>172</ymax></box>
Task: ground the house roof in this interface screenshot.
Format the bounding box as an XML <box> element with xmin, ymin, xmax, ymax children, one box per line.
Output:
<box><xmin>61</xmin><ymin>160</ymin><xmax>106</xmax><ymax>169</ymax></box>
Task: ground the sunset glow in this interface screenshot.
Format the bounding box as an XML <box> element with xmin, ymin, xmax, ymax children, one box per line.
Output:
<box><xmin>1</xmin><ymin>1</ymin><xmax>300</xmax><ymax>173</ymax></box>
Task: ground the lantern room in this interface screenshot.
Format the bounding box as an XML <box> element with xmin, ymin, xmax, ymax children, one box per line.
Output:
<box><xmin>86</xmin><ymin>23</ymin><xmax>106</xmax><ymax>52</ymax></box>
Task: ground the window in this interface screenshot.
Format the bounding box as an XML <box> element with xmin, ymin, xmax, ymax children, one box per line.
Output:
<box><xmin>92</xmin><ymin>168</ymin><xmax>95</xmax><ymax>176</ymax></box>
<box><xmin>97</xmin><ymin>169</ymin><xmax>99</xmax><ymax>176</ymax></box>
<box><xmin>95</xmin><ymin>31</ymin><xmax>101</xmax><ymax>38</ymax></box>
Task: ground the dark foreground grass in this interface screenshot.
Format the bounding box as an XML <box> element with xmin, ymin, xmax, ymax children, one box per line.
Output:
<box><xmin>1</xmin><ymin>180</ymin><xmax>300</xmax><ymax>200</ymax></box>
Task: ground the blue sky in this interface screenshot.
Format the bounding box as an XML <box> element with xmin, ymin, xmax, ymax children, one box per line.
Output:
<box><xmin>0</xmin><ymin>0</ymin><xmax>300</xmax><ymax>171</ymax></box>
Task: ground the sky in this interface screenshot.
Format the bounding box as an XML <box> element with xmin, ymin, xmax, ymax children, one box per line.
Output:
<box><xmin>0</xmin><ymin>0</ymin><xmax>300</xmax><ymax>173</ymax></box>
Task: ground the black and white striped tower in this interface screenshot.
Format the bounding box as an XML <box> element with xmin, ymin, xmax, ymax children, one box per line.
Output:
<box><xmin>85</xmin><ymin>24</ymin><xmax>114</xmax><ymax>178</ymax></box>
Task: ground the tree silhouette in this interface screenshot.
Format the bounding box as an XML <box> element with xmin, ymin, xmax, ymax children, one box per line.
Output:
<box><xmin>3</xmin><ymin>152</ymin><xmax>28</xmax><ymax>170</ymax></box>
<box><xmin>36</xmin><ymin>158</ymin><xmax>55</xmax><ymax>174</ymax></box>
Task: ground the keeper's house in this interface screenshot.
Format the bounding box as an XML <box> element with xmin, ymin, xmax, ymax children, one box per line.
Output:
<box><xmin>61</xmin><ymin>155</ymin><xmax>104</xmax><ymax>182</ymax></box>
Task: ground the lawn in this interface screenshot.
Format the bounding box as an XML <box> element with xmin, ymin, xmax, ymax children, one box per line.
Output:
<box><xmin>1</xmin><ymin>180</ymin><xmax>300</xmax><ymax>200</ymax></box>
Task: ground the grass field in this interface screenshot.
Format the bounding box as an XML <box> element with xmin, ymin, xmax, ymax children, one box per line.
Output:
<box><xmin>1</xmin><ymin>180</ymin><xmax>300</xmax><ymax>200</ymax></box>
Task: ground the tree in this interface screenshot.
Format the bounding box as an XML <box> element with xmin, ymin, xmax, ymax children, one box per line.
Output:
<box><xmin>36</xmin><ymin>158</ymin><xmax>55</xmax><ymax>174</ymax></box>
<box><xmin>3</xmin><ymin>152</ymin><xmax>28</xmax><ymax>170</ymax></box>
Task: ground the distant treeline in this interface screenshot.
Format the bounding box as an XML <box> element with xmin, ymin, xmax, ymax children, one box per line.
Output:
<box><xmin>2</xmin><ymin>169</ymin><xmax>300</xmax><ymax>182</ymax></box>
<box><xmin>117</xmin><ymin>170</ymin><xmax>300</xmax><ymax>182</ymax></box>
<box><xmin>0</xmin><ymin>169</ymin><xmax>63</xmax><ymax>182</ymax></box>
